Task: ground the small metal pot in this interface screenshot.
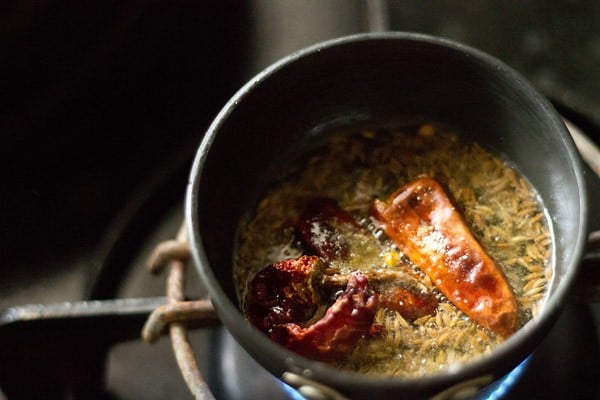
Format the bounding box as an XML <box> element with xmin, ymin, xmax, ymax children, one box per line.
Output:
<box><xmin>186</xmin><ymin>32</ymin><xmax>600</xmax><ymax>399</ymax></box>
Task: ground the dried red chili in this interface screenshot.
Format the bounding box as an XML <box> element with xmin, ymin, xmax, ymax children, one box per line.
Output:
<box><xmin>294</xmin><ymin>197</ymin><xmax>359</xmax><ymax>261</ymax></box>
<box><xmin>372</xmin><ymin>176</ymin><xmax>518</xmax><ymax>338</ymax></box>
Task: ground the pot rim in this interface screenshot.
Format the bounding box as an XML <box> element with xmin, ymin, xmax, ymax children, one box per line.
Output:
<box><xmin>186</xmin><ymin>31</ymin><xmax>589</xmax><ymax>392</ymax></box>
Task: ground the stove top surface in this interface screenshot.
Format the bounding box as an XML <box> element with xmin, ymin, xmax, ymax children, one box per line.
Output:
<box><xmin>1</xmin><ymin>2</ymin><xmax>600</xmax><ymax>399</ymax></box>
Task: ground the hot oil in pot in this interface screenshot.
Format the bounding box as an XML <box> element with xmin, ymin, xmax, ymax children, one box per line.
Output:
<box><xmin>234</xmin><ymin>123</ymin><xmax>553</xmax><ymax>377</ymax></box>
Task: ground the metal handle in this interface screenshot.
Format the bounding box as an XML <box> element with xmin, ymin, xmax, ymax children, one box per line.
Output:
<box><xmin>282</xmin><ymin>372</ymin><xmax>349</xmax><ymax>400</ymax></box>
<box><xmin>565</xmin><ymin>118</ymin><xmax>600</xmax><ymax>240</ymax></box>
<box><xmin>562</xmin><ymin>119</ymin><xmax>600</xmax><ymax>303</ymax></box>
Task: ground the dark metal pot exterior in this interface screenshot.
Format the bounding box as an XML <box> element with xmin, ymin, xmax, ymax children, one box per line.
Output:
<box><xmin>186</xmin><ymin>32</ymin><xmax>593</xmax><ymax>399</ymax></box>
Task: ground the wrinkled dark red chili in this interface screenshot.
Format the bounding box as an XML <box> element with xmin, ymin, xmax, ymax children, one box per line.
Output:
<box><xmin>294</xmin><ymin>197</ymin><xmax>359</xmax><ymax>261</ymax></box>
<box><xmin>322</xmin><ymin>272</ymin><xmax>438</xmax><ymax>322</ymax></box>
<box><xmin>244</xmin><ymin>255</ymin><xmax>322</xmax><ymax>332</ymax></box>
<box><xmin>271</xmin><ymin>271</ymin><xmax>378</xmax><ymax>361</ymax></box>
<box><xmin>245</xmin><ymin>256</ymin><xmax>378</xmax><ymax>361</ymax></box>
<box><xmin>379</xmin><ymin>287</ymin><xmax>438</xmax><ymax>321</ymax></box>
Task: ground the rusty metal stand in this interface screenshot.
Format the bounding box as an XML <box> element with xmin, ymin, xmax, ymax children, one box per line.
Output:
<box><xmin>142</xmin><ymin>224</ymin><xmax>219</xmax><ymax>400</ymax></box>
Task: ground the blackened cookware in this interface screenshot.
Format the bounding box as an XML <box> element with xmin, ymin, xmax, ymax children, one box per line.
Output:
<box><xmin>186</xmin><ymin>32</ymin><xmax>600</xmax><ymax>399</ymax></box>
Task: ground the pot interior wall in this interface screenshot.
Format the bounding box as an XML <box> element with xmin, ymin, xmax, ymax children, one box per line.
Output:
<box><xmin>195</xmin><ymin>36</ymin><xmax>583</xmax><ymax>310</ymax></box>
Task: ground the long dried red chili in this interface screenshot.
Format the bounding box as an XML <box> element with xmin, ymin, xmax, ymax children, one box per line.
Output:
<box><xmin>372</xmin><ymin>177</ymin><xmax>518</xmax><ymax>338</ymax></box>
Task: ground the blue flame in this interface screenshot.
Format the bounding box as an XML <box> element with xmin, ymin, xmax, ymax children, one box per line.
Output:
<box><xmin>475</xmin><ymin>356</ymin><xmax>531</xmax><ymax>400</ymax></box>
<box><xmin>279</xmin><ymin>380</ymin><xmax>310</xmax><ymax>400</ymax></box>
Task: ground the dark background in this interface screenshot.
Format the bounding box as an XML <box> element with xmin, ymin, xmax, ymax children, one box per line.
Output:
<box><xmin>2</xmin><ymin>0</ymin><xmax>599</xmax><ymax>305</ymax></box>
<box><xmin>0</xmin><ymin>1</ymin><xmax>252</xmax><ymax>300</ymax></box>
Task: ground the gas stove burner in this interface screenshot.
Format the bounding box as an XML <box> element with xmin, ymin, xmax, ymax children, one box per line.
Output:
<box><xmin>142</xmin><ymin>214</ymin><xmax>532</xmax><ymax>400</ymax></box>
<box><xmin>177</xmin><ymin>301</ymin><xmax>596</xmax><ymax>400</ymax></box>
<box><xmin>0</xmin><ymin>103</ymin><xmax>598</xmax><ymax>400</ymax></box>
<box><xmin>139</xmin><ymin>101</ymin><xmax>600</xmax><ymax>400</ymax></box>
